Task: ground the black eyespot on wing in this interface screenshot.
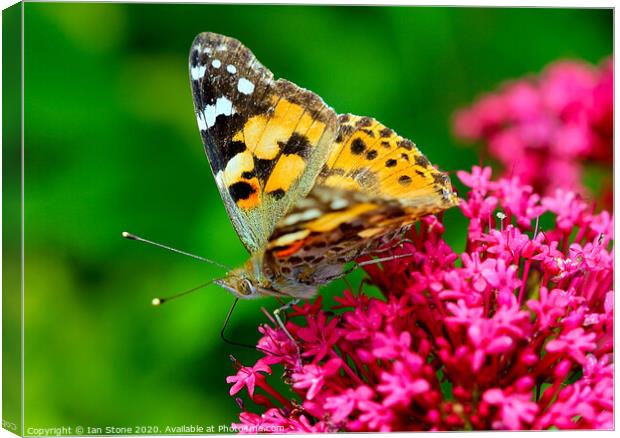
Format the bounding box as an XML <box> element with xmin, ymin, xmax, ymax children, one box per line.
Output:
<box><xmin>351</xmin><ymin>138</ymin><xmax>366</xmax><ymax>154</ymax></box>
<box><xmin>398</xmin><ymin>140</ymin><xmax>414</xmax><ymax>150</ymax></box>
<box><xmin>366</xmin><ymin>150</ymin><xmax>378</xmax><ymax>160</ymax></box>
<box><xmin>398</xmin><ymin>175</ymin><xmax>412</xmax><ymax>187</ymax></box>
<box><xmin>356</xmin><ymin>117</ymin><xmax>373</xmax><ymax>127</ymax></box>
<box><xmin>267</xmin><ymin>189</ymin><xmax>286</xmax><ymax>200</ymax></box>
<box><xmin>229</xmin><ymin>181</ymin><xmax>256</xmax><ymax>201</ymax></box>
<box><xmin>385</xmin><ymin>159</ymin><xmax>397</xmax><ymax>168</ymax></box>
<box><xmin>433</xmin><ymin>172</ymin><xmax>449</xmax><ymax>185</ymax></box>
<box><xmin>254</xmin><ymin>157</ymin><xmax>277</xmax><ymax>182</ymax></box>
<box><xmin>279</xmin><ymin>133</ymin><xmax>311</xmax><ymax>158</ymax></box>
<box><xmin>415</xmin><ymin>155</ymin><xmax>431</xmax><ymax>167</ymax></box>
<box><xmin>380</xmin><ymin>128</ymin><xmax>393</xmax><ymax>137</ymax></box>
<box><xmin>335</xmin><ymin>124</ymin><xmax>355</xmax><ymax>144</ymax></box>
<box><xmin>223</xmin><ymin>140</ymin><xmax>247</xmax><ymax>163</ymax></box>
<box><xmin>361</xmin><ymin>128</ymin><xmax>375</xmax><ymax>137</ymax></box>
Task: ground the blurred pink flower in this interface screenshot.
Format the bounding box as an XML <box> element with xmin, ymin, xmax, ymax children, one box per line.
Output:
<box><xmin>453</xmin><ymin>58</ymin><xmax>612</xmax><ymax>201</ymax></box>
<box><xmin>227</xmin><ymin>166</ymin><xmax>613</xmax><ymax>432</ymax></box>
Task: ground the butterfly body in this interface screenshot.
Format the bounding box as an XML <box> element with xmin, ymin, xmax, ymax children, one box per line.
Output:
<box><xmin>190</xmin><ymin>32</ymin><xmax>458</xmax><ymax>299</ymax></box>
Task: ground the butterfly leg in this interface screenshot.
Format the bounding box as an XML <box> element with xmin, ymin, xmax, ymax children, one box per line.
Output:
<box><xmin>332</xmin><ymin>252</ymin><xmax>417</xmax><ymax>282</ymax></box>
<box><xmin>273</xmin><ymin>299</ymin><xmax>301</xmax><ymax>351</ymax></box>
<box><xmin>342</xmin><ymin>276</ymin><xmax>355</xmax><ymax>292</ymax></box>
<box><xmin>364</xmin><ymin>238</ymin><xmax>415</xmax><ymax>257</ymax></box>
<box><xmin>357</xmin><ymin>252</ymin><xmax>416</xmax><ymax>267</ymax></box>
<box><xmin>357</xmin><ymin>276</ymin><xmax>371</xmax><ymax>295</ymax></box>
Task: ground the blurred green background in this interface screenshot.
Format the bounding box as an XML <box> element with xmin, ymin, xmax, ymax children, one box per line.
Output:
<box><xmin>6</xmin><ymin>2</ymin><xmax>611</xmax><ymax>432</ymax></box>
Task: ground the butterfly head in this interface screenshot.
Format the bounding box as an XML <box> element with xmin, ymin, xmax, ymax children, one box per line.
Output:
<box><xmin>214</xmin><ymin>268</ymin><xmax>262</xmax><ymax>299</ymax></box>
<box><xmin>214</xmin><ymin>255</ymin><xmax>278</xmax><ymax>299</ymax></box>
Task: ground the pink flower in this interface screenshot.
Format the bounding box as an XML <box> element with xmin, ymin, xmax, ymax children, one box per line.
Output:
<box><xmin>483</xmin><ymin>387</ymin><xmax>539</xmax><ymax>430</ymax></box>
<box><xmin>226</xmin><ymin>360</ymin><xmax>271</xmax><ymax>398</ymax></box>
<box><xmin>291</xmin><ymin>357</ymin><xmax>342</xmax><ymax>400</ymax></box>
<box><xmin>256</xmin><ymin>324</ymin><xmax>299</xmax><ymax>367</ymax></box>
<box><xmin>453</xmin><ymin>57</ymin><xmax>612</xmax><ymax>202</ymax></box>
<box><xmin>377</xmin><ymin>360</ymin><xmax>430</xmax><ymax>407</ymax></box>
<box><xmin>542</xmin><ymin>188</ymin><xmax>590</xmax><ymax>233</ymax></box>
<box><xmin>323</xmin><ymin>386</ymin><xmax>373</xmax><ymax>424</ymax></box>
<box><xmin>546</xmin><ymin>328</ymin><xmax>597</xmax><ymax>365</ymax></box>
<box><xmin>371</xmin><ymin>328</ymin><xmax>413</xmax><ymax>360</ymax></box>
<box><xmin>527</xmin><ymin>287</ymin><xmax>573</xmax><ymax>331</ymax></box>
<box><xmin>342</xmin><ymin>300</ymin><xmax>383</xmax><ymax>341</ymax></box>
<box><xmin>226</xmin><ymin>166</ymin><xmax>612</xmax><ymax>431</ymax></box>
<box><xmin>294</xmin><ymin>311</ymin><xmax>342</xmax><ymax>362</ymax></box>
<box><xmin>457</xmin><ymin>165</ymin><xmax>494</xmax><ymax>193</ymax></box>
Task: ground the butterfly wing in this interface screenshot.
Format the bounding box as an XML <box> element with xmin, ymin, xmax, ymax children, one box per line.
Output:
<box><xmin>263</xmin><ymin>115</ymin><xmax>458</xmax><ymax>294</ymax></box>
<box><xmin>318</xmin><ymin>114</ymin><xmax>458</xmax><ymax>208</ymax></box>
<box><xmin>189</xmin><ymin>32</ymin><xmax>338</xmax><ymax>253</ymax></box>
<box><xmin>263</xmin><ymin>188</ymin><xmax>409</xmax><ymax>295</ymax></box>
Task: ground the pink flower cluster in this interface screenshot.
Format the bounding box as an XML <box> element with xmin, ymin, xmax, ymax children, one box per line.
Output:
<box><xmin>453</xmin><ymin>58</ymin><xmax>613</xmax><ymax>200</ymax></box>
<box><xmin>226</xmin><ymin>167</ymin><xmax>613</xmax><ymax>432</ymax></box>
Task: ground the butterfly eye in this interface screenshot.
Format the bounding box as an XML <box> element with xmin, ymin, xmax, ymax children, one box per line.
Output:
<box><xmin>239</xmin><ymin>278</ymin><xmax>255</xmax><ymax>296</ymax></box>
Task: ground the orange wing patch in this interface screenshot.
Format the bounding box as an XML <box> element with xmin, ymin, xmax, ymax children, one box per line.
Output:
<box><xmin>264</xmin><ymin>153</ymin><xmax>306</xmax><ymax>193</ymax></box>
<box><xmin>227</xmin><ymin>94</ymin><xmax>331</xmax><ymax>208</ymax></box>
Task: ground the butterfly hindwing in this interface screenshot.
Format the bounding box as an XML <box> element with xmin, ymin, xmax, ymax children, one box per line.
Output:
<box><xmin>189</xmin><ymin>32</ymin><xmax>338</xmax><ymax>253</ymax></box>
<box><xmin>263</xmin><ymin>187</ymin><xmax>416</xmax><ymax>296</ymax></box>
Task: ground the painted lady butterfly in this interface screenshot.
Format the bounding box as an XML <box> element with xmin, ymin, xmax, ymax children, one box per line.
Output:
<box><xmin>189</xmin><ymin>32</ymin><xmax>458</xmax><ymax>300</ymax></box>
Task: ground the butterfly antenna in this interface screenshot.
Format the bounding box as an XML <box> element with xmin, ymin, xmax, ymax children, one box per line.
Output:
<box><xmin>122</xmin><ymin>231</ymin><xmax>230</xmax><ymax>271</ymax></box>
<box><xmin>151</xmin><ymin>279</ymin><xmax>219</xmax><ymax>306</ymax></box>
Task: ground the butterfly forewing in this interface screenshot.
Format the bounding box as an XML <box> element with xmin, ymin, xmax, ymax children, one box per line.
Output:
<box><xmin>189</xmin><ymin>32</ymin><xmax>338</xmax><ymax>253</ymax></box>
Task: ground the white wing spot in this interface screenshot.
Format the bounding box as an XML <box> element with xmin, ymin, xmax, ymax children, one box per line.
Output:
<box><xmin>330</xmin><ymin>198</ymin><xmax>348</xmax><ymax>210</ymax></box>
<box><xmin>282</xmin><ymin>208</ymin><xmax>322</xmax><ymax>226</ymax></box>
<box><xmin>237</xmin><ymin>78</ymin><xmax>255</xmax><ymax>95</ymax></box>
<box><xmin>190</xmin><ymin>64</ymin><xmax>206</xmax><ymax>80</ymax></box>
<box><xmin>227</xmin><ymin>65</ymin><xmax>237</xmax><ymax>74</ymax></box>
<box><xmin>212</xmin><ymin>59</ymin><xmax>221</xmax><ymax>68</ymax></box>
<box><xmin>216</xmin><ymin>96</ymin><xmax>233</xmax><ymax>117</ymax></box>
<box><xmin>204</xmin><ymin>106</ymin><xmax>216</xmax><ymax>128</ymax></box>
<box><xmin>203</xmin><ymin>96</ymin><xmax>235</xmax><ymax>127</ymax></box>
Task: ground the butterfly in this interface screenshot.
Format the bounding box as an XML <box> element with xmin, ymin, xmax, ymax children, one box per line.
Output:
<box><xmin>189</xmin><ymin>32</ymin><xmax>458</xmax><ymax>300</ymax></box>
